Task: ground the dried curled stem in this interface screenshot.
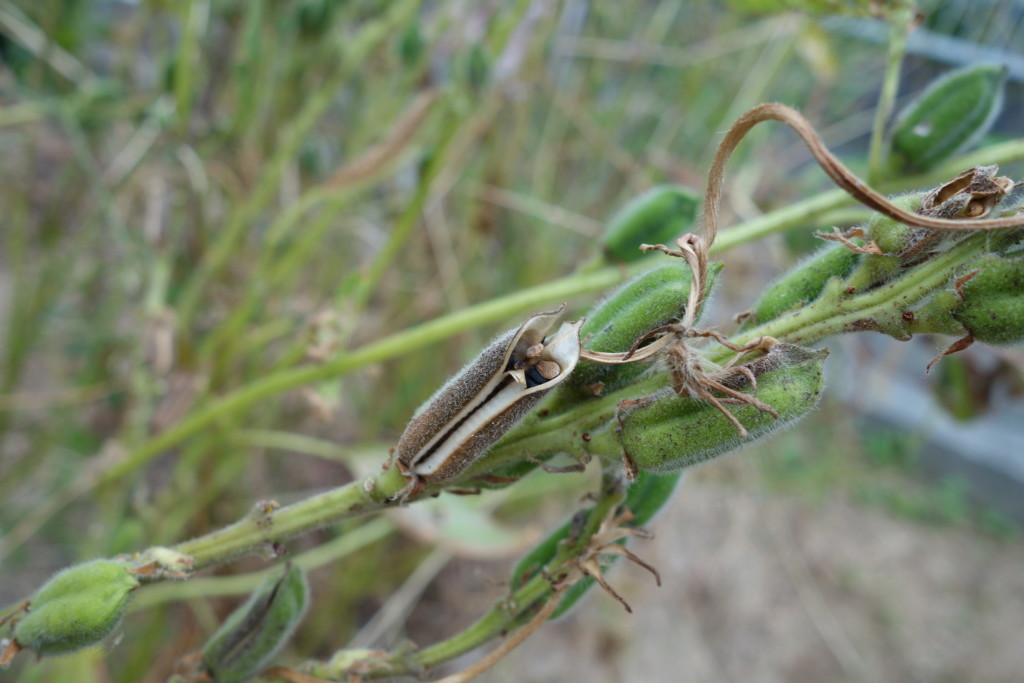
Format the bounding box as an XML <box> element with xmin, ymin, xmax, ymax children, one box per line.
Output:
<box><xmin>701</xmin><ymin>103</ymin><xmax>1024</xmax><ymax>247</ymax></box>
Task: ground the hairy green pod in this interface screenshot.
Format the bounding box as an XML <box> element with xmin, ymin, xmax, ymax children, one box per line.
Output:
<box><xmin>840</xmin><ymin>194</ymin><xmax>927</xmax><ymax>289</ymax></box>
<box><xmin>203</xmin><ymin>564</ymin><xmax>309</xmax><ymax>683</ymax></box>
<box><xmin>955</xmin><ymin>296</ymin><xmax>1024</xmax><ymax>345</ymax></box>
<box><xmin>466</xmin><ymin>44</ymin><xmax>489</xmax><ymax>92</ymax></box>
<box><xmin>609</xmin><ymin>344</ymin><xmax>827</xmax><ymax>473</ymax></box>
<box><xmin>891</xmin><ymin>64</ymin><xmax>1007</xmax><ymax>173</ymax></box>
<box><xmin>14</xmin><ymin>560</ymin><xmax>139</xmax><ymax>656</ymax></box>
<box><xmin>602</xmin><ymin>185</ymin><xmax>700</xmax><ymax>263</ymax></box>
<box><xmin>398</xmin><ymin>23</ymin><xmax>425</xmax><ymax>66</ymax></box>
<box><xmin>297</xmin><ymin>0</ymin><xmax>335</xmax><ymax>38</ymax></box>
<box><xmin>748</xmin><ymin>242</ymin><xmax>861</xmax><ymax>326</ymax></box>
<box><xmin>952</xmin><ymin>254</ymin><xmax>1024</xmax><ymax>344</ymax></box>
<box><xmin>868</xmin><ymin>193</ymin><xmax>924</xmax><ymax>255</ymax></box>
<box><xmin>567</xmin><ymin>262</ymin><xmax>721</xmax><ymax>397</ymax></box>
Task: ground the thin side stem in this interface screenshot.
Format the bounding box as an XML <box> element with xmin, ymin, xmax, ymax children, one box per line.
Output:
<box><xmin>168</xmin><ymin>466</ymin><xmax>407</xmax><ymax>572</ymax></box>
<box><xmin>868</xmin><ymin>8</ymin><xmax>914</xmax><ymax>184</ymax></box>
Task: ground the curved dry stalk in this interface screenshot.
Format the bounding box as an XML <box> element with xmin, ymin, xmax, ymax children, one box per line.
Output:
<box><xmin>640</xmin><ymin>233</ymin><xmax>709</xmax><ymax>327</ymax></box>
<box><xmin>701</xmin><ymin>103</ymin><xmax>1024</xmax><ymax>248</ymax></box>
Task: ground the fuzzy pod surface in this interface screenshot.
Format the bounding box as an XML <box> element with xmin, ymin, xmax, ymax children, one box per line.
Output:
<box><xmin>891</xmin><ymin>64</ymin><xmax>1007</xmax><ymax>173</ymax></box>
<box><xmin>203</xmin><ymin>563</ymin><xmax>309</xmax><ymax>683</ymax></box>
<box><xmin>952</xmin><ymin>254</ymin><xmax>1024</xmax><ymax>344</ymax></box>
<box><xmin>607</xmin><ymin>344</ymin><xmax>827</xmax><ymax>473</ymax></box>
<box><xmin>624</xmin><ymin>469</ymin><xmax>685</xmax><ymax>526</ymax></box>
<box><xmin>748</xmin><ymin>243</ymin><xmax>861</xmax><ymax>326</ymax></box>
<box><xmin>567</xmin><ymin>262</ymin><xmax>721</xmax><ymax>397</ymax></box>
<box><xmin>602</xmin><ymin>185</ymin><xmax>699</xmax><ymax>263</ymax></box>
<box><xmin>13</xmin><ymin>560</ymin><xmax>139</xmax><ymax>656</ymax></box>
<box><xmin>867</xmin><ymin>193</ymin><xmax>924</xmax><ymax>255</ymax></box>
<box><xmin>395</xmin><ymin>308</ymin><xmax>582</xmax><ymax>484</ymax></box>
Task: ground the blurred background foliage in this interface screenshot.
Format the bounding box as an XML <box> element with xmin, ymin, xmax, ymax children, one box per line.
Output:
<box><xmin>0</xmin><ymin>0</ymin><xmax>1022</xmax><ymax>681</ymax></box>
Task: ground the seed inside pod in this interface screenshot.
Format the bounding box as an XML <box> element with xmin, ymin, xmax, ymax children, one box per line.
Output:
<box><xmin>535</xmin><ymin>360</ymin><xmax>560</xmax><ymax>380</ymax></box>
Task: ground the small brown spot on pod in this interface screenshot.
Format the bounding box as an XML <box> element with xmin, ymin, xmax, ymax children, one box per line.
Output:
<box><xmin>582</xmin><ymin>433</ymin><xmax>592</xmax><ymax>442</ymax></box>
<box><xmin>902</xmin><ymin>311</ymin><xmax>915</xmax><ymax>321</ymax></box>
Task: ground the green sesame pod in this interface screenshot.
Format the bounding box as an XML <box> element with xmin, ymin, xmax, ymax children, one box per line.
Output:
<box><xmin>605</xmin><ymin>344</ymin><xmax>827</xmax><ymax>473</ymax></box>
<box><xmin>748</xmin><ymin>242</ymin><xmax>861</xmax><ymax>326</ymax></box>
<box><xmin>13</xmin><ymin>560</ymin><xmax>139</xmax><ymax>657</ymax></box>
<box><xmin>891</xmin><ymin>64</ymin><xmax>1007</xmax><ymax>174</ymax></box>
<box><xmin>952</xmin><ymin>254</ymin><xmax>1024</xmax><ymax>344</ymax></box>
<box><xmin>601</xmin><ymin>185</ymin><xmax>700</xmax><ymax>263</ymax></box>
<box><xmin>868</xmin><ymin>193</ymin><xmax>924</xmax><ymax>255</ymax></box>
<box><xmin>837</xmin><ymin>194</ymin><xmax>927</xmax><ymax>290</ymax></box>
<box><xmin>955</xmin><ymin>296</ymin><xmax>1024</xmax><ymax>345</ymax></box>
<box><xmin>202</xmin><ymin>564</ymin><xmax>309</xmax><ymax>683</ymax></box>
<box><xmin>465</xmin><ymin>44</ymin><xmax>489</xmax><ymax>92</ymax></box>
<box><xmin>566</xmin><ymin>261</ymin><xmax>722</xmax><ymax>398</ymax></box>
<box><xmin>398</xmin><ymin>23</ymin><xmax>425</xmax><ymax>66</ymax></box>
<box><xmin>624</xmin><ymin>469</ymin><xmax>684</xmax><ymax>526</ymax></box>
<box><xmin>297</xmin><ymin>0</ymin><xmax>335</xmax><ymax>39</ymax></box>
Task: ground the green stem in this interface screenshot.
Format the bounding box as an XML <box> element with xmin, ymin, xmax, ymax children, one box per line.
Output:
<box><xmin>170</xmin><ymin>466</ymin><xmax>406</xmax><ymax>572</ymax></box>
<box><xmin>712</xmin><ymin>231</ymin><xmax>990</xmax><ymax>361</ymax></box>
<box><xmin>131</xmin><ymin>517</ymin><xmax>394</xmax><ymax>611</ymax></box>
<box><xmin>307</xmin><ymin>484</ymin><xmax>625</xmax><ymax>679</ymax></box>
<box><xmin>867</xmin><ymin>7</ymin><xmax>913</xmax><ymax>185</ymax></box>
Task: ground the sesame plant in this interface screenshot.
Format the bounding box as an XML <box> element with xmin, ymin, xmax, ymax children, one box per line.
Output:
<box><xmin>1</xmin><ymin>2</ymin><xmax>1023</xmax><ymax>682</ymax></box>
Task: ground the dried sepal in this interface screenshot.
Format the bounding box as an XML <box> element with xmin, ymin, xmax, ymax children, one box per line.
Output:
<box><xmin>550</xmin><ymin>508</ymin><xmax>659</xmax><ymax>614</ymax></box>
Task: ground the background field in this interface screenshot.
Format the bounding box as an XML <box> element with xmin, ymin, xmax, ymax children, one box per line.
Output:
<box><xmin>1</xmin><ymin>1</ymin><xmax>1023</xmax><ymax>681</ymax></box>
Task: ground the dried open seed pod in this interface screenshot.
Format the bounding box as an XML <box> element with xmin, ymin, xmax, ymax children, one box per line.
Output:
<box><xmin>394</xmin><ymin>307</ymin><xmax>583</xmax><ymax>488</ymax></box>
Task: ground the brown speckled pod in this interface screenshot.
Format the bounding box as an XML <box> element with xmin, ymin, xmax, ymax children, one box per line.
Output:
<box><xmin>395</xmin><ymin>307</ymin><xmax>583</xmax><ymax>484</ymax></box>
